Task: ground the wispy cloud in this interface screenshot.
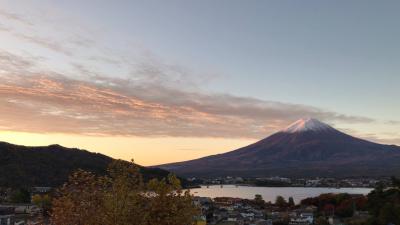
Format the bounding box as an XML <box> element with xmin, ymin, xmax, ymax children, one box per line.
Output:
<box><xmin>0</xmin><ymin>9</ymin><xmax>33</xmax><ymax>26</ymax></box>
<box><xmin>0</xmin><ymin>22</ymin><xmax>10</xmax><ymax>31</ymax></box>
<box><xmin>360</xmin><ymin>133</ymin><xmax>400</xmax><ymax>146</ymax></box>
<box><xmin>0</xmin><ymin>8</ymin><xmax>387</xmax><ymax>141</ymax></box>
<box><xmin>0</xmin><ymin>51</ymin><xmax>374</xmax><ymax>139</ymax></box>
<box><xmin>13</xmin><ymin>33</ymin><xmax>73</xmax><ymax>56</ymax></box>
<box><xmin>386</xmin><ymin>120</ymin><xmax>400</xmax><ymax>125</ymax></box>
<box><xmin>0</xmin><ymin>8</ymin><xmax>94</xmax><ymax>57</ymax></box>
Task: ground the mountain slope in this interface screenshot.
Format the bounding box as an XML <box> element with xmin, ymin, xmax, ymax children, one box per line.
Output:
<box><xmin>0</xmin><ymin>141</ymin><xmax>173</xmax><ymax>188</ymax></box>
<box><xmin>158</xmin><ymin>118</ymin><xmax>400</xmax><ymax>178</ymax></box>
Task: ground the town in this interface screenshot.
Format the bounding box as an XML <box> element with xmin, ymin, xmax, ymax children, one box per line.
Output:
<box><xmin>0</xmin><ymin>187</ymin><xmax>51</xmax><ymax>225</ymax></box>
<box><xmin>0</xmin><ymin>184</ymin><xmax>374</xmax><ymax>225</ymax></box>
<box><xmin>194</xmin><ymin>193</ymin><xmax>371</xmax><ymax>225</ymax></box>
<box><xmin>188</xmin><ymin>176</ymin><xmax>391</xmax><ymax>188</ymax></box>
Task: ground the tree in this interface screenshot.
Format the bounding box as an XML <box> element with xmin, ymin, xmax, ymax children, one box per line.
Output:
<box><xmin>377</xmin><ymin>203</ymin><xmax>400</xmax><ymax>225</ymax></box>
<box><xmin>391</xmin><ymin>176</ymin><xmax>400</xmax><ymax>188</ymax></box>
<box><xmin>51</xmin><ymin>160</ymin><xmax>199</xmax><ymax>225</ymax></box>
<box><xmin>32</xmin><ymin>194</ymin><xmax>52</xmax><ymax>214</ymax></box>
<box><xmin>366</xmin><ymin>177</ymin><xmax>400</xmax><ymax>225</ymax></box>
<box><xmin>101</xmin><ymin>160</ymin><xmax>146</xmax><ymax>225</ymax></box>
<box><xmin>254</xmin><ymin>194</ymin><xmax>263</xmax><ymax>202</ymax></box>
<box><xmin>288</xmin><ymin>197</ymin><xmax>295</xmax><ymax>207</ymax></box>
<box><xmin>51</xmin><ymin>170</ymin><xmax>106</xmax><ymax>225</ymax></box>
<box><xmin>336</xmin><ymin>199</ymin><xmax>354</xmax><ymax>218</ymax></box>
<box><xmin>315</xmin><ymin>217</ymin><xmax>329</xmax><ymax>225</ymax></box>
<box><xmin>275</xmin><ymin>195</ymin><xmax>287</xmax><ymax>207</ymax></box>
<box><xmin>254</xmin><ymin>194</ymin><xmax>265</xmax><ymax>208</ymax></box>
<box><xmin>9</xmin><ymin>188</ymin><xmax>30</xmax><ymax>203</ymax></box>
<box><xmin>145</xmin><ymin>174</ymin><xmax>199</xmax><ymax>225</ymax></box>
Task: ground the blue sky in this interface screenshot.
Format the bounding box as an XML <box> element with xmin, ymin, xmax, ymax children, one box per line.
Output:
<box><xmin>48</xmin><ymin>0</ymin><xmax>400</xmax><ymax>119</ymax></box>
<box><xmin>0</xmin><ymin>0</ymin><xmax>399</xmax><ymax>164</ymax></box>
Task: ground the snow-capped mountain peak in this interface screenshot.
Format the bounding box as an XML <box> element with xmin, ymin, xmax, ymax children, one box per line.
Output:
<box><xmin>282</xmin><ymin>118</ymin><xmax>332</xmax><ymax>133</ymax></box>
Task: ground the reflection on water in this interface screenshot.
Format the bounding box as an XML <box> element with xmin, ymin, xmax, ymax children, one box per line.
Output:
<box><xmin>190</xmin><ymin>185</ymin><xmax>372</xmax><ymax>204</ymax></box>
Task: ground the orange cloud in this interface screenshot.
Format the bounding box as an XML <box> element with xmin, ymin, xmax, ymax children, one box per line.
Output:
<box><xmin>0</xmin><ymin>51</ymin><xmax>374</xmax><ymax>138</ymax></box>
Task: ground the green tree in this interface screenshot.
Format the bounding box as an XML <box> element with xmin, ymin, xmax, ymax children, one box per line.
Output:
<box><xmin>288</xmin><ymin>196</ymin><xmax>295</xmax><ymax>207</ymax></box>
<box><xmin>336</xmin><ymin>199</ymin><xmax>354</xmax><ymax>218</ymax></box>
<box><xmin>254</xmin><ymin>194</ymin><xmax>263</xmax><ymax>202</ymax></box>
<box><xmin>254</xmin><ymin>194</ymin><xmax>265</xmax><ymax>208</ymax></box>
<box><xmin>9</xmin><ymin>188</ymin><xmax>30</xmax><ymax>203</ymax></box>
<box><xmin>366</xmin><ymin>177</ymin><xmax>400</xmax><ymax>225</ymax></box>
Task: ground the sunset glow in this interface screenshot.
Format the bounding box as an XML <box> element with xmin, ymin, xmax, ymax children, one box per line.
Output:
<box><xmin>1</xmin><ymin>0</ymin><xmax>399</xmax><ymax>166</ymax></box>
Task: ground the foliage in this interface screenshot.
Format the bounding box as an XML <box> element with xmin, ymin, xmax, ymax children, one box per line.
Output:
<box><xmin>51</xmin><ymin>170</ymin><xmax>106</xmax><ymax>225</ymax></box>
<box><xmin>32</xmin><ymin>194</ymin><xmax>52</xmax><ymax>213</ymax></box>
<box><xmin>273</xmin><ymin>213</ymin><xmax>290</xmax><ymax>225</ymax></box>
<box><xmin>335</xmin><ymin>198</ymin><xmax>355</xmax><ymax>217</ymax></box>
<box><xmin>51</xmin><ymin>160</ymin><xmax>199</xmax><ymax>225</ymax></box>
<box><xmin>301</xmin><ymin>193</ymin><xmax>367</xmax><ymax>218</ymax></box>
<box><xmin>275</xmin><ymin>195</ymin><xmax>287</xmax><ymax>207</ymax></box>
<box><xmin>254</xmin><ymin>194</ymin><xmax>263</xmax><ymax>202</ymax></box>
<box><xmin>366</xmin><ymin>177</ymin><xmax>400</xmax><ymax>225</ymax></box>
<box><xmin>145</xmin><ymin>174</ymin><xmax>198</xmax><ymax>225</ymax></box>
<box><xmin>253</xmin><ymin>194</ymin><xmax>266</xmax><ymax>208</ymax></box>
<box><xmin>9</xmin><ymin>188</ymin><xmax>30</xmax><ymax>203</ymax></box>
<box><xmin>288</xmin><ymin>196</ymin><xmax>295</xmax><ymax>207</ymax></box>
<box><xmin>314</xmin><ymin>217</ymin><xmax>329</xmax><ymax>225</ymax></box>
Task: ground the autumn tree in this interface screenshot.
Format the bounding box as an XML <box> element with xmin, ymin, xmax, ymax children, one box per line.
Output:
<box><xmin>110</xmin><ymin>160</ymin><xmax>147</xmax><ymax>224</ymax></box>
<box><xmin>51</xmin><ymin>160</ymin><xmax>199</xmax><ymax>225</ymax></box>
<box><xmin>51</xmin><ymin>170</ymin><xmax>106</xmax><ymax>225</ymax></box>
<box><xmin>32</xmin><ymin>194</ymin><xmax>52</xmax><ymax>216</ymax></box>
<box><xmin>145</xmin><ymin>174</ymin><xmax>199</xmax><ymax>225</ymax></box>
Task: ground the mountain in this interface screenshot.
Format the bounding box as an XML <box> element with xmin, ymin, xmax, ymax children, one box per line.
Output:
<box><xmin>0</xmin><ymin>141</ymin><xmax>174</xmax><ymax>188</ymax></box>
<box><xmin>157</xmin><ymin>118</ymin><xmax>400</xmax><ymax>178</ymax></box>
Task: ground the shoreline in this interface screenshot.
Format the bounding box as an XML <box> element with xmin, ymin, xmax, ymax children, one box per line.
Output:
<box><xmin>188</xmin><ymin>184</ymin><xmax>376</xmax><ymax>189</ymax></box>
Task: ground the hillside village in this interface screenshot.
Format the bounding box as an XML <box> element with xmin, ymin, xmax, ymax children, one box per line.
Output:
<box><xmin>0</xmin><ymin>186</ymin><xmax>372</xmax><ymax>225</ymax></box>
<box><xmin>194</xmin><ymin>194</ymin><xmax>370</xmax><ymax>225</ymax></box>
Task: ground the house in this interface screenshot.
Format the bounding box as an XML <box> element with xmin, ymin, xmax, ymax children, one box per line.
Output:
<box><xmin>240</xmin><ymin>212</ymin><xmax>255</xmax><ymax>220</ymax></box>
<box><xmin>195</xmin><ymin>215</ymin><xmax>207</xmax><ymax>225</ymax></box>
<box><xmin>0</xmin><ymin>204</ymin><xmax>40</xmax><ymax>215</ymax></box>
<box><xmin>0</xmin><ymin>215</ymin><xmax>14</xmax><ymax>225</ymax></box>
<box><xmin>289</xmin><ymin>212</ymin><xmax>314</xmax><ymax>225</ymax></box>
<box><xmin>300</xmin><ymin>213</ymin><xmax>313</xmax><ymax>223</ymax></box>
<box><xmin>254</xmin><ymin>219</ymin><xmax>273</xmax><ymax>225</ymax></box>
<box><xmin>328</xmin><ymin>217</ymin><xmax>345</xmax><ymax>225</ymax></box>
<box><xmin>31</xmin><ymin>187</ymin><xmax>51</xmax><ymax>194</ymax></box>
<box><xmin>0</xmin><ymin>207</ymin><xmax>15</xmax><ymax>225</ymax></box>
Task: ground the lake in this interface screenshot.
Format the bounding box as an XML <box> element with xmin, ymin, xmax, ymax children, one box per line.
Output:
<box><xmin>190</xmin><ymin>185</ymin><xmax>373</xmax><ymax>204</ymax></box>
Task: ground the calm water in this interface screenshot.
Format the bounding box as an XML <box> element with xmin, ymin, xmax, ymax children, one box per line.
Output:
<box><xmin>190</xmin><ymin>185</ymin><xmax>373</xmax><ymax>204</ymax></box>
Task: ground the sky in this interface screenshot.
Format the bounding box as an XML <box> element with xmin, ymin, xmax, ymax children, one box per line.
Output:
<box><xmin>0</xmin><ymin>0</ymin><xmax>399</xmax><ymax>166</ymax></box>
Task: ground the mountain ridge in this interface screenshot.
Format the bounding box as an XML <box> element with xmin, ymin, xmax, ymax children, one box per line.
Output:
<box><xmin>0</xmin><ymin>141</ymin><xmax>177</xmax><ymax>188</ymax></box>
<box><xmin>157</xmin><ymin>118</ymin><xmax>400</xmax><ymax>178</ymax></box>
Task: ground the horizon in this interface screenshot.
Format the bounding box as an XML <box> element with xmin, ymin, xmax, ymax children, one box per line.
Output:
<box><xmin>2</xmin><ymin>117</ymin><xmax>399</xmax><ymax>167</ymax></box>
<box><xmin>1</xmin><ymin>0</ymin><xmax>400</xmax><ymax>166</ymax></box>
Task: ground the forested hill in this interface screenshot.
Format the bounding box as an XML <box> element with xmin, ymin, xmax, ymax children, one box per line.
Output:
<box><xmin>0</xmin><ymin>141</ymin><xmax>174</xmax><ymax>188</ymax></box>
